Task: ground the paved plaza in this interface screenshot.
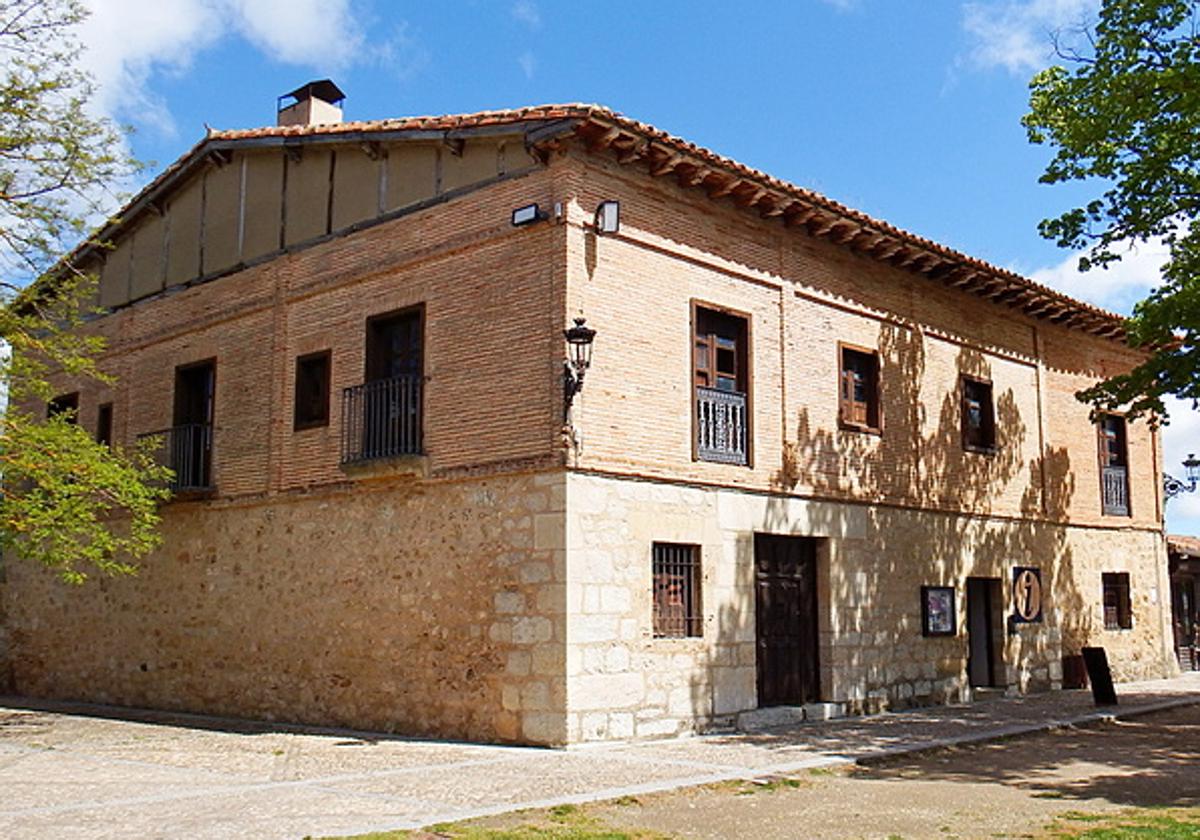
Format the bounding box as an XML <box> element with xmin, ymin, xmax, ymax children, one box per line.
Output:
<box><xmin>2</xmin><ymin>672</ymin><xmax>1199</xmax><ymax>839</ymax></box>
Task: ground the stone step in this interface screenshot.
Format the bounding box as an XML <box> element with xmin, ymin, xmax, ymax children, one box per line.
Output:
<box><xmin>737</xmin><ymin>702</ymin><xmax>846</xmax><ymax>732</ymax></box>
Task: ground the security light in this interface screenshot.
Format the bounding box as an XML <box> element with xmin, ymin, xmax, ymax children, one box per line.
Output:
<box><xmin>511</xmin><ymin>203</ymin><xmax>546</xmax><ymax>227</ymax></box>
<box><xmin>595</xmin><ymin>200</ymin><xmax>620</xmax><ymax>234</ymax></box>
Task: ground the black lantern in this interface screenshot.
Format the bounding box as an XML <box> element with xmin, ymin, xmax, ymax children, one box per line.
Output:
<box><xmin>1164</xmin><ymin>452</ymin><xmax>1200</xmax><ymax>501</ymax></box>
<box><xmin>563</xmin><ymin>317</ymin><xmax>596</xmax><ymax>421</ymax></box>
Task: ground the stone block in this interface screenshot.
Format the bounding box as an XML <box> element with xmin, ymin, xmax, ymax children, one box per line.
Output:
<box><xmin>494</xmin><ymin>591</ymin><xmax>525</xmax><ymax>614</ymax></box>
<box><xmin>570</xmin><ymin>672</ymin><xmax>645</xmax><ymax>710</ymax></box>
<box><xmin>512</xmin><ymin>616</ymin><xmax>552</xmax><ymax>645</ymax></box>
<box><xmin>636</xmin><ymin>718</ymin><xmax>680</xmax><ymax>738</ymax></box>
<box><xmin>608</xmin><ymin>712</ymin><xmax>634</xmax><ymax>739</ymax></box>
<box><xmin>523</xmin><ymin>712</ymin><xmax>566</xmax><ymax>745</ymax></box>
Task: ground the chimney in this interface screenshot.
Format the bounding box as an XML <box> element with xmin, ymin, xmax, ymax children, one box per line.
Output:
<box><xmin>277</xmin><ymin>79</ymin><xmax>345</xmax><ymax>127</ymax></box>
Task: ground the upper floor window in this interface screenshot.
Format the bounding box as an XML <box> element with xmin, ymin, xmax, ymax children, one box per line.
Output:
<box><xmin>961</xmin><ymin>376</ymin><xmax>996</xmax><ymax>453</ymax></box>
<box><xmin>294</xmin><ymin>350</ymin><xmax>331</xmax><ymax>431</ymax></box>
<box><xmin>341</xmin><ymin>307</ymin><xmax>424</xmax><ymax>464</ymax></box>
<box><xmin>838</xmin><ymin>345</ymin><xmax>880</xmax><ymax>432</ymax></box>
<box><xmin>47</xmin><ymin>392</ymin><xmax>79</xmax><ymax>423</ymax></box>
<box><xmin>1098</xmin><ymin>413</ymin><xmax>1130</xmax><ymax>517</ymax></box>
<box><xmin>693</xmin><ymin>303</ymin><xmax>749</xmax><ymax>466</ymax></box>
<box><xmin>170</xmin><ymin>359</ymin><xmax>215</xmax><ymax>491</ymax></box>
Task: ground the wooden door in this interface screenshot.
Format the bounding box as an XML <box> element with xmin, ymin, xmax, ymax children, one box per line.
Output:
<box><xmin>967</xmin><ymin>577</ymin><xmax>998</xmax><ymax>688</ymax></box>
<box><xmin>755</xmin><ymin>534</ymin><xmax>820</xmax><ymax>707</ymax></box>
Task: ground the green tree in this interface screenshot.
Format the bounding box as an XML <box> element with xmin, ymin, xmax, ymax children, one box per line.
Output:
<box><xmin>1023</xmin><ymin>0</ymin><xmax>1200</xmax><ymax>421</ymax></box>
<box><xmin>0</xmin><ymin>0</ymin><xmax>170</xmax><ymax>584</ymax></box>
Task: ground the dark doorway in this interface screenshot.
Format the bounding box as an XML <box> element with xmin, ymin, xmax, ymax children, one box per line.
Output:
<box><xmin>754</xmin><ymin>534</ymin><xmax>820</xmax><ymax>707</ymax></box>
<box><xmin>966</xmin><ymin>577</ymin><xmax>1001</xmax><ymax>688</ymax></box>
<box><xmin>366</xmin><ymin>308</ymin><xmax>422</xmax><ymax>382</ymax></box>
<box><xmin>1172</xmin><ymin>577</ymin><xmax>1196</xmax><ymax>669</ymax></box>
<box><xmin>172</xmin><ymin>360</ymin><xmax>214</xmax><ymax>489</ymax></box>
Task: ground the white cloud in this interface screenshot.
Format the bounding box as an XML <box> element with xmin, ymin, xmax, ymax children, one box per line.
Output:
<box><xmin>78</xmin><ymin>0</ymin><xmax>412</xmax><ymax>137</ymax></box>
<box><xmin>818</xmin><ymin>0</ymin><xmax>859</xmax><ymax>10</ymax></box>
<box><xmin>962</xmin><ymin>0</ymin><xmax>1096</xmax><ymax>74</ymax></box>
<box><xmin>511</xmin><ymin>0</ymin><xmax>540</xmax><ymax>28</ymax></box>
<box><xmin>517</xmin><ymin>50</ymin><xmax>536</xmax><ymax>80</ymax></box>
<box><xmin>1029</xmin><ymin>238</ymin><xmax>1168</xmax><ymax>316</ymax></box>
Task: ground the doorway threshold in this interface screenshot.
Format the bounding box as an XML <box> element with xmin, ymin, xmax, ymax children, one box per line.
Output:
<box><xmin>737</xmin><ymin>702</ymin><xmax>846</xmax><ymax>732</ymax></box>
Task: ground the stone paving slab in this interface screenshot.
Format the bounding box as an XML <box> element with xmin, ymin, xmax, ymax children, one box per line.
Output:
<box><xmin>1</xmin><ymin>671</ymin><xmax>1198</xmax><ymax>840</ymax></box>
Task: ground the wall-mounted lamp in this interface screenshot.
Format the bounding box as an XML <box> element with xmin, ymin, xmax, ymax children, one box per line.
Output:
<box><xmin>512</xmin><ymin>203</ymin><xmax>548</xmax><ymax>227</ymax></box>
<box><xmin>1165</xmin><ymin>453</ymin><xmax>1200</xmax><ymax>501</ymax></box>
<box><xmin>594</xmin><ymin>200</ymin><xmax>620</xmax><ymax>234</ymax></box>
<box><xmin>562</xmin><ymin>317</ymin><xmax>596</xmax><ymax>422</ymax></box>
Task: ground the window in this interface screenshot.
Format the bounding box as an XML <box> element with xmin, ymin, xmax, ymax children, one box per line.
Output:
<box><xmin>694</xmin><ymin>306</ymin><xmax>748</xmax><ymax>394</ymax></box>
<box><xmin>961</xmin><ymin>376</ymin><xmax>996</xmax><ymax>452</ymax></box>
<box><xmin>294</xmin><ymin>350</ymin><xmax>331</xmax><ymax>430</ymax></box>
<box><xmin>1103</xmin><ymin>572</ymin><xmax>1132</xmax><ymax>630</ymax></box>
<box><xmin>47</xmin><ymin>392</ymin><xmax>79</xmax><ymax>423</ymax></box>
<box><xmin>838</xmin><ymin>345</ymin><xmax>880</xmax><ymax>431</ymax></box>
<box><xmin>1098</xmin><ymin>413</ymin><xmax>1130</xmax><ymax>517</ymax></box>
<box><xmin>170</xmin><ymin>359</ymin><xmax>215</xmax><ymax>491</ymax></box>
<box><xmin>652</xmin><ymin>542</ymin><xmax>702</xmax><ymax>638</ymax></box>
<box><xmin>96</xmin><ymin>403</ymin><xmax>113</xmax><ymax>447</ymax></box>
<box><xmin>693</xmin><ymin>304</ymin><xmax>750</xmax><ymax>465</ymax></box>
<box><xmin>341</xmin><ymin>307</ymin><xmax>424</xmax><ymax>463</ymax></box>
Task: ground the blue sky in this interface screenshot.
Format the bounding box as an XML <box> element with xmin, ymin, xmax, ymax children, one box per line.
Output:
<box><xmin>79</xmin><ymin>0</ymin><xmax>1200</xmax><ymax>533</ymax></box>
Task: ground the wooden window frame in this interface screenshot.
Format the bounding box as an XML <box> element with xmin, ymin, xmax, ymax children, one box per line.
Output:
<box><xmin>1102</xmin><ymin>572</ymin><xmax>1132</xmax><ymax>630</ymax></box>
<box><xmin>837</xmin><ymin>342</ymin><xmax>882</xmax><ymax>434</ymax></box>
<box><xmin>960</xmin><ymin>374</ymin><xmax>997</xmax><ymax>454</ymax></box>
<box><xmin>365</xmin><ymin>304</ymin><xmax>425</xmax><ymax>384</ymax></box>
<box><xmin>690</xmin><ymin>299</ymin><xmax>753</xmax><ymax>467</ymax></box>
<box><xmin>652</xmin><ymin>542</ymin><xmax>703</xmax><ymax>639</ymax></box>
<box><xmin>293</xmin><ymin>349</ymin><xmax>332</xmax><ymax>431</ymax></box>
<box><xmin>1097</xmin><ymin>412</ymin><xmax>1132</xmax><ymax>518</ymax></box>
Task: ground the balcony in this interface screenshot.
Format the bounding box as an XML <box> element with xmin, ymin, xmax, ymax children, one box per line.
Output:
<box><xmin>341</xmin><ymin>374</ymin><xmax>423</xmax><ymax>465</ymax></box>
<box><xmin>1102</xmin><ymin>465</ymin><xmax>1129</xmax><ymax>516</ymax></box>
<box><xmin>139</xmin><ymin>423</ymin><xmax>213</xmax><ymax>492</ymax></box>
<box><xmin>696</xmin><ymin>386</ymin><xmax>748</xmax><ymax>465</ymax></box>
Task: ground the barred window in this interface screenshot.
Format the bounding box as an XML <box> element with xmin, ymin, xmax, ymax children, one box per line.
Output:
<box><xmin>1103</xmin><ymin>572</ymin><xmax>1132</xmax><ymax>630</ymax></box>
<box><xmin>652</xmin><ymin>542</ymin><xmax>702</xmax><ymax>638</ymax></box>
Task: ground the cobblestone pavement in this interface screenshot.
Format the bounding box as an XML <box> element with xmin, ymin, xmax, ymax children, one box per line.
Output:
<box><xmin>2</xmin><ymin>672</ymin><xmax>1198</xmax><ymax>840</ymax></box>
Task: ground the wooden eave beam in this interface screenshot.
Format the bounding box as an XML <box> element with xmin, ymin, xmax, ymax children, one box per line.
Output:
<box><xmin>831</xmin><ymin>223</ymin><xmax>862</xmax><ymax>244</ymax></box>
<box><xmin>679</xmin><ymin>165</ymin><xmax>712</xmax><ymax>187</ymax></box>
<box><xmin>808</xmin><ymin>215</ymin><xmax>841</xmax><ymax>237</ymax></box>
<box><xmin>616</xmin><ymin>140</ymin><xmax>648</xmax><ymax>164</ymax></box>
<box><xmin>586</xmin><ymin>125</ymin><xmax>622</xmax><ymax>152</ymax></box>
<box><xmin>759</xmin><ymin>196</ymin><xmax>787</xmax><ymax>218</ymax></box>
<box><xmin>708</xmin><ymin>178</ymin><xmax>743</xmax><ymax>199</ymax></box>
<box><xmin>650</xmin><ymin>151</ymin><xmax>685</xmax><ymax>177</ymax></box>
<box><xmin>734</xmin><ymin>186</ymin><xmax>769</xmax><ymax>208</ymax></box>
<box><xmin>785</xmin><ymin>206</ymin><xmax>819</xmax><ymax>227</ymax></box>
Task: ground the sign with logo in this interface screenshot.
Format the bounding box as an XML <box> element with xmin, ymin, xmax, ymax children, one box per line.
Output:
<box><xmin>1012</xmin><ymin>566</ymin><xmax>1043</xmax><ymax>623</ymax></box>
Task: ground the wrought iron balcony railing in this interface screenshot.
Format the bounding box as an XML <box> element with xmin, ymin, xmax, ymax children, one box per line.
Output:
<box><xmin>696</xmin><ymin>386</ymin><xmax>748</xmax><ymax>466</ymax></box>
<box><xmin>341</xmin><ymin>374</ymin><xmax>423</xmax><ymax>464</ymax></box>
<box><xmin>1102</xmin><ymin>465</ymin><xmax>1129</xmax><ymax>517</ymax></box>
<box><xmin>138</xmin><ymin>423</ymin><xmax>213</xmax><ymax>492</ymax></box>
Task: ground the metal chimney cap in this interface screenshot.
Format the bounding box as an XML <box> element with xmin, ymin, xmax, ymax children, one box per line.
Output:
<box><xmin>278</xmin><ymin>79</ymin><xmax>346</xmax><ymax>110</ymax></box>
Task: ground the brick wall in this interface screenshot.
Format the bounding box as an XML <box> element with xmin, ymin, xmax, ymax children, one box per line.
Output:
<box><xmin>564</xmin><ymin>150</ymin><xmax>1161</xmax><ymax>533</ymax></box>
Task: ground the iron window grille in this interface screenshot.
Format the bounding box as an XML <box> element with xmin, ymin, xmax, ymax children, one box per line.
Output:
<box><xmin>652</xmin><ymin>542</ymin><xmax>703</xmax><ymax>638</ymax></box>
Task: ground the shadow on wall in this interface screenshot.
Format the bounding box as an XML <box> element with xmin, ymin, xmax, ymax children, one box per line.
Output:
<box><xmin>758</xmin><ymin>322</ymin><xmax>1084</xmax><ymax>708</ymax></box>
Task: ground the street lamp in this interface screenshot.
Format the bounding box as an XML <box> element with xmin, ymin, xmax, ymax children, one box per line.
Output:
<box><xmin>1164</xmin><ymin>453</ymin><xmax>1200</xmax><ymax>501</ymax></box>
<box><xmin>562</xmin><ymin>318</ymin><xmax>596</xmax><ymax>422</ymax></box>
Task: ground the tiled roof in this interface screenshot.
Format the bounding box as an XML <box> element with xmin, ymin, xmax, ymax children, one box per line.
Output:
<box><xmin>1169</xmin><ymin>534</ymin><xmax>1200</xmax><ymax>558</ymax></box>
<box><xmin>79</xmin><ymin>103</ymin><xmax>1130</xmax><ymax>340</ymax></box>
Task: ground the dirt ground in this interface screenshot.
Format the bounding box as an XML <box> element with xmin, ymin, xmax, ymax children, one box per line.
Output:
<box><xmin>471</xmin><ymin>705</ymin><xmax>1200</xmax><ymax>840</ymax></box>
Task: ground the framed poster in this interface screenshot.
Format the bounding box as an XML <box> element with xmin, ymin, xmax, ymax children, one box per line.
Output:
<box><xmin>921</xmin><ymin>585</ymin><xmax>956</xmax><ymax>636</ymax></box>
<box><xmin>1012</xmin><ymin>566</ymin><xmax>1044</xmax><ymax>623</ymax></box>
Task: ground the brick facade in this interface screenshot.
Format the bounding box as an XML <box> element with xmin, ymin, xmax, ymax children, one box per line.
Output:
<box><xmin>0</xmin><ymin>106</ymin><xmax>1176</xmax><ymax>745</ymax></box>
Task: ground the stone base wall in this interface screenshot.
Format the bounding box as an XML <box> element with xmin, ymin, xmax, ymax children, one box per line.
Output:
<box><xmin>564</xmin><ymin>472</ymin><xmax>1176</xmax><ymax>742</ymax></box>
<box><xmin>2</xmin><ymin>471</ymin><xmax>568</xmax><ymax>745</ymax></box>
